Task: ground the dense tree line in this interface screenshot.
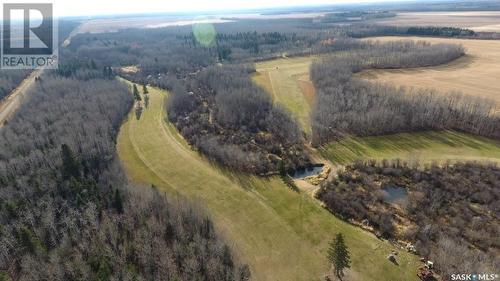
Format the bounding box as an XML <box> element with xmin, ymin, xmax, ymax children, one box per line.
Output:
<box><xmin>317</xmin><ymin>161</ymin><xmax>499</xmax><ymax>280</ymax></box>
<box><xmin>406</xmin><ymin>26</ymin><xmax>475</xmax><ymax>37</ymax></box>
<box><xmin>310</xmin><ymin>40</ymin><xmax>500</xmax><ymax>145</ymax></box>
<box><xmin>167</xmin><ymin>65</ymin><xmax>309</xmax><ymax>175</ymax></box>
<box><xmin>55</xmin><ymin>56</ymin><xmax>115</xmax><ymax>80</ymax></box>
<box><xmin>0</xmin><ymin>71</ymin><xmax>246</xmax><ymax>280</ymax></box>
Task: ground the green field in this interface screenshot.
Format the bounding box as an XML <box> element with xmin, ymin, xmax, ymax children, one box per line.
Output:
<box><xmin>320</xmin><ymin>131</ymin><xmax>500</xmax><ymax>165</ymax></box>
<box><xmin>116</xmin><ymin>82</ymin><xmax>420</xmax><ymax>281</ymax></box>
<box><xmin>254</xmin><ymin>56</ymin><xmax>319</xmax><ymax>135</ymax></box>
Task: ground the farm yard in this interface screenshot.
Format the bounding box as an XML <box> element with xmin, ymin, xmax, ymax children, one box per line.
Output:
<box><xmin>116</xmin><ymin>83</ymin><xmax>421</xmax><ymax>281</ymax></box>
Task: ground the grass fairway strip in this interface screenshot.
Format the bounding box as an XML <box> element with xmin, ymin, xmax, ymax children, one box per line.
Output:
<box><xmin>320</xmin><ymin>131</ymin><xmax>500</xmax><ymax>165</ymax></box>
<box><xmin>254</xmin><ymin>57</ymin><xmax>320</xmax><ymax>135</ymax></box>
<box><xmin>117</xmin><ymin>82</ymin><xmax>420</xmax><ymax>281</ymax></box>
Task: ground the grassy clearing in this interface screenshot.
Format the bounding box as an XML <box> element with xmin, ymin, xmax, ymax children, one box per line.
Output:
<box><xmin>116</xmin><ymin>82</ymin><xmax>420</xmax><ymax>281</ymax></box>
<box><xmin>320</xmin><ymin>131</ymin><xmax>500</xmax><ymax>165</ymax></box>
<box><xmin>253</xmin><ymin>56</ymin><xmax>320</xmax><ymax>135</ymax></box>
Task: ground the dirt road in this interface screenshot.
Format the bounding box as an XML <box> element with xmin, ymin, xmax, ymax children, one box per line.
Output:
<box><xmin>0</xmin><ymin>69</ymin><xmax>43</xmax><ymax>128</ymax></box>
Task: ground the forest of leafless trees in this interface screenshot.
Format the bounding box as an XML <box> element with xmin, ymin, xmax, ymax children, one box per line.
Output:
<box><xmin>0</xmin><ymin>70</ymin><xmax>31</xmax><ymax>100</ymax></box>
<box><xmin>317</xmin><ymin>160</ymin><xmax>499</xmax><ymax>279</ymax></box>
<box><xmin>311</xmin><ymin>40</ymin><xmax>500</xmax><ymax>145</ymax></box>
<box><xmin>0</xmin><ymin>71</ymin><xmax>247</xmax><ymax>280</ymax></box>
<box><xmin>167</xmin><ymin>65</ymin><xmax>309</xmax><ymax>174</ymax></box>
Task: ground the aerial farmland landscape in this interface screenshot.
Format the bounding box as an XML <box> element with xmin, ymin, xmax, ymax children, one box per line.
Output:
<box><xmin>0</xmin><ymin>1</ymin><xmax>499</xmax><ymax>281</ymax></box>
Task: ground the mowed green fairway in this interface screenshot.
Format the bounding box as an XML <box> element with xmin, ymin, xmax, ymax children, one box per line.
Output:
<box><xmin>116</xmin><ymin>83</ymin><xmax>420</xmax><ymax>281</ymax></box>
<box><xmin>320</xmin><ymin>131</ymin><xmax>500</xmax><ymax>165</ymax></box>
<box><xmin>253</xmin><ymin>56</ymin><xmax>319</xmax><ymax>135</ymax></box>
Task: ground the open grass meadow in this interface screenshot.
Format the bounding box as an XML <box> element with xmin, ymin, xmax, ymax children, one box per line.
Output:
<box><xmin>116</xmin><ymin>81</ymin><xmax>421</xmax><ymax>281</ymax></box>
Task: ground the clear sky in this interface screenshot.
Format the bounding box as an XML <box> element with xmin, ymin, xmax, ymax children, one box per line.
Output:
<box><xmin>46</xmin><ymin>0</ymin><xmax>411</xmax><ymax>17</ymax></box>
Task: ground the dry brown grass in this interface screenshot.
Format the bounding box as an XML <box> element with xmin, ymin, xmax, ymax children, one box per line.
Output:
<box><xmin>371</xmin><ymin>11</ymin><xmax>500</xmax><ymax>32</ymax></box>
<box><xmin>359</xmin><ymin>36</ymin><xmax>500</xmax><ymax>106</ymax></box>
<box><xmin>296</xmin><ymin>74</ymin><xmax>316</xmax><ymax>107</ymax></box>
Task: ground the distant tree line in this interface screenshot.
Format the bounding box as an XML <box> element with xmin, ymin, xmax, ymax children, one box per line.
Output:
<box><xmin>340</xmin><ymin>24</ymin><xmax>500</xmax><ymax>39</ymax></box>
<box><xmin>317</xmin><ymin>160</ymin><xmax>499</xmax><ymax>279</ymax></box>
<box><xmin>406</xmin><ymin>26</ymin><xmax>475</xmax><ymax>37</ymax></box>
<box><xmin>0</xmin><ymin>67</ymin><xmax>247</xmax><ymax>280</ymax></box>
<box><xmin>310</xmin><ymin>40</ymin><xmax>500</xmax><ymax>145</ymax></box>
<box><xmin>320</xmin><ymin>11</ymin><xmax>396</xmax><ymax>23</ymax></box>
<box><xmin>167</xmin><ymin>65</ymin><xmax>309</xmax><ymax>175</ymax></box>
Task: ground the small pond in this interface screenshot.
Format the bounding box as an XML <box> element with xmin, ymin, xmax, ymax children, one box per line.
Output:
<box><xmin>382</xmin><ymin>185</ymin><xmax>408</xmax><ymax>205</ymax></box>
<box><xmin>292</xmin><ymin>165</ymin><xmax>324</xmax><ymax>179</ymax></box>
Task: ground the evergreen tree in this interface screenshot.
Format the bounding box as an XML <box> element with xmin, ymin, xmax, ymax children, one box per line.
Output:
<box><xmin>103</xmin><ymin>66</ymin><xmax>113</xmax><ymax>79</ymax></box>
<box><xmin>278</xmin><ymin>160</ymin><xmax>286</xmax><ymax>177</ymax></box>
<box><xmin>133</xmin><ymin>84</ymin><xmax>141</xmax><ymax>101</ymax></box>
<box><xmin>113</xmin><ymin>189</ymin><xmax>124</xmax><ymax>214</ymax></box>
<box><xmin>142</xmin><ymin>84</ymin><xmax>148</xmax><ymax>94</ymax></box>
<box><xmin>135</xmin><ymin>103</ymin><xmax>143</xmax><ymax>120</ymax></box>
<box><xmin>144</xmin><ymin>93</ymin><xmax>150</xmax><ymax>108</ymax></box>
<box><xmin>328</xmin><ymin>233</ymin><xmax>351</xmax><ymax>279</ymax></box>
<box><xmin>61</xmin><ymin>144</ymin><xmax>80</xmax><ymax>179</ymax></box>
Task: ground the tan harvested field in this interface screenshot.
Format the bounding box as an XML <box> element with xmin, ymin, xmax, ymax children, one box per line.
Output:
<box><xmin>372</xmin><ymin>11</ymin><xmax>500</xmax><ymax>32</ymax></box>
<box><xmin>360</xmin><ymin>36</ymin><xmax>500</xmax><ymax>106</ymax></box>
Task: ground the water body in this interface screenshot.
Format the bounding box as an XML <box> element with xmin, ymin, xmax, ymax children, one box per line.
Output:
<box><xmin>292</xmin><ymin>165</ymin><xmax>324</xmax><ymax>179</ymax></box>
<box><xmin>382</xmin><ymin>185</ymin><xmax>408</xmax><ymax>205</ymax></box>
